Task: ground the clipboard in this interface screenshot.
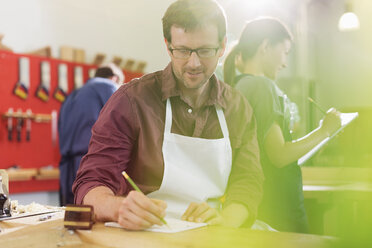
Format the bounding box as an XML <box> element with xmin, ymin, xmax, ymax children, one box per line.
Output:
<box><xmin>298</xmin><ymin>112</ymin><xmax>358</xmax><ymax>165</ymax></box>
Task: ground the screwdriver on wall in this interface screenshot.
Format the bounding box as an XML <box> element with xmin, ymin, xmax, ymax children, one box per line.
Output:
<box><xmin>26</xmin><ymin>109</ymin><xmax>32</xmax><ymax>141</ymax></box>
<box><xmin>7</xmin><ymin>108</ymin><xmax>13</xmax><ymax>141</ymax></box>
<box><xmin>16</xmin><ymin>109</ymin><xmax>23</xmax><ymax>142</ymax></box>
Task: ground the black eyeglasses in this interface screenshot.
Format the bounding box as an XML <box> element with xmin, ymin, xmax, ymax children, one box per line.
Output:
<box><xmin>168</xmin><ymin>46</ymin><xmax>220</xmax><ymax>59</ymax></box>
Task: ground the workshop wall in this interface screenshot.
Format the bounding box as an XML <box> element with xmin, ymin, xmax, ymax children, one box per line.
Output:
<box><xmin>0</xmin><ymin>50</ymin><xmax>142</xmax><ymax>193</ymax></box>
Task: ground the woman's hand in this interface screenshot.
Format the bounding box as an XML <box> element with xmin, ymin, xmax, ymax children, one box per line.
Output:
<box><xmin>181</xmin><ymin>202</ymin><xmax>249</xmax><ymax>228</ymax></box>
<box><xmin>320</xmin><ymin>108</ymin><xmax>342</xmax><ymax>136</ymax></box>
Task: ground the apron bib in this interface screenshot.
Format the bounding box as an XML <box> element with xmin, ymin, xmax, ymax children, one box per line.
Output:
<box><xmin>147</xmin><ymin>99</ymin><xmax>232</xmax><ymax>218</ymax></box>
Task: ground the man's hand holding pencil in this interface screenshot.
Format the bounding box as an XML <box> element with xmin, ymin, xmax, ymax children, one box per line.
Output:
<box><xmin>118</xmin><ymin>172</ymin><xmax>167</xmax><ymax>230</ymax></box>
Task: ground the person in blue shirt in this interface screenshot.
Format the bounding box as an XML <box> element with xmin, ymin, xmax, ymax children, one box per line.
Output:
<box><xmin>58</xmin><ymin>63</ymin><xmax>124</xmax><ymax>206</ymax></box>
<box><xmin>223</xmin><ymin>17</ymin><xmax>341</xmax><ymax>233</ymax></box>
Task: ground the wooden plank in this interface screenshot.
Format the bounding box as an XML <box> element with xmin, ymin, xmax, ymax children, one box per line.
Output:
<box><xmin>75</xmin><ymin>49</ymin><xmax>86</xmax><ymax>63</ymax></box>
<box><xmin>0</xmin><ymin>218</ymin><xmax>340</xmax><ymax>248</ymax></box>
<box><xmin>7</xmin><ymin>169</ymin><xmax>37</xmax><ymax>181</ymax></box>
<box><xmin>60</xmin><ymin>46</ymin><xmax>75</xmax><ymax>62</ymax></box>
<box><xmin>78</xmin><ymin>222</ymin><xmax>338</xmax><ymax>248</ymax></box>
<box><xmin>26</xmin><ymin>46</ymin><xmax>52</xmax><ymax>57</ymax></box>
<box><xmin>0</xmin><ymin>219</ymin><xmax>90</xmax><ymax>248</ymax></box>
<box><xmin>35</xmin><ymin>168</ymin><xmax>59</xmax><ymax>180</ymax></box>
<box><xmin>92</xmin><ymin>53</ymin><xmax>106</xmax><ymax>65</ymax></box>
<box><xmin>112</xmin><ymin>56</ymin><xmax>123</xmax><ymax>67</ymax></box>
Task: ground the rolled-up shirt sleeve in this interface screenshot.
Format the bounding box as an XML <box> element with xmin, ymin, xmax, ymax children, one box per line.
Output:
<box><xmin>72</xmin><ymin>88</ymin><xmax>137</xmax><ymax>204</ymax></box>
<box><xmin>223</xmin><ymin>95</ymin><xmax>264</xmax><ymax>227</ymax></box>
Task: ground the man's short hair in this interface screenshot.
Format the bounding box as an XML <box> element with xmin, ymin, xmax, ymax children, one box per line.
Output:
<box><xmin>94</xmin><ymin>67</ymin><xmax>114</xmax><ymax>78</ymax></box>
<box><xmin>162</xmin><ymin>0</ymin><xmax>226</xmax><ymax>43</ymax></box>
<box><xmin>95</xmin><ymin>63</ymin><xmax>125</xmax><ymax>84</ymax></box>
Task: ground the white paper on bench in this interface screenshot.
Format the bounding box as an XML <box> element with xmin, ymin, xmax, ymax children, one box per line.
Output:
<box><xmin>105</xmin><ymin>217</ymin><xmax>207</xmax><ymax>233</ymax></box>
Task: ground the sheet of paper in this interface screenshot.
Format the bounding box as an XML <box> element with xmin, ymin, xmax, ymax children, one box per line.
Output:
<box><xmin>105</xmin><ymin>217</ymin><xmax>207</xmax><ymax>233</ymax></box>
<box><xmin>298</xmin><ymin>112</ymin><xmax>358</xmax><ymax>165</ymax></box>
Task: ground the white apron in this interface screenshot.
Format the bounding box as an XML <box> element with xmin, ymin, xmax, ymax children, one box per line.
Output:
<box><xmin>147</xmin><ymin>99</ymin><xmax>232</xmax><ymax>218</ymax></box>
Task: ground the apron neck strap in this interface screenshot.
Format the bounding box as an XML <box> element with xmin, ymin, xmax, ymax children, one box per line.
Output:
<box><xmin>165</xmin><ymin>98</ymin><xmax>229</xmax><ymax>138</ymax></box>
<box><xmin>215</xmin><ymin>106</ymin><xmax>229</xmax><ymax>138</ymax></box>
<box><xmin>164</xmin><ymin>98</ymin><xmax>173</xmax><ymax>133</ymax></box>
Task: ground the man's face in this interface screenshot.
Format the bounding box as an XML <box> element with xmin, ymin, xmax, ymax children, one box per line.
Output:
<box><xmin>263</xmin><ymin>39</ymin><xmax>291</xmax><ymax>80</ymax></box>
<box><xmin>166</xmin><ymin>24</ymin><xmax>225</xmax><ymax>89</ymax></box>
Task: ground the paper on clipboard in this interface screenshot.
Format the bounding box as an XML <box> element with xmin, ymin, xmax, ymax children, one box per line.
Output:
<box><xmin>105</xmin><ymin>217</ymin><xmax>207</xmax><ymax>233</ymax></box>
<box><xmin>298</xmin><ymin>112</ymin><xmax>358</xmax><ymax>165</ymax></box>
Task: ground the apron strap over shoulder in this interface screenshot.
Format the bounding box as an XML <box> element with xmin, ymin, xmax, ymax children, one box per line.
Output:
<box><xmin>216</xmin><ymin>106</ymin><xmax>229</xmax><ymax>138</ymax></box>
<box><xmin>164</xmin><ymin>99</ymin><xmax>173</xmax><ymax>134</ymax></box>
<box><xmin>165</xmin><ymin>99</ymin><xmax>229</xmax><ymax>138</ymax></box>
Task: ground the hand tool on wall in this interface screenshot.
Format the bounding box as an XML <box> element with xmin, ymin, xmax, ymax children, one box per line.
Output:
<box><xmin>7</xmin><ymin>108</ymin><xmax>13</xmax><ymax>141</ymax></box>
<box><xmin>36</xmin><ymin>61</ymin><xmax>51</xmax><ymax>102</ymax></box>
<box><xmin>26</xmin><ymin>109</ymin><xmax>32</xmax><ymax>141</ymax></box>
<box><xmin>74</xmin><ymin>66</ymin><xmax>83</xmax><ymax>89</ymax></box>
<box><xmin>16</xmin><ymin>109</ymin><xmax>23</xmax><ymax>142</ymax></box>
<box><xmin>54</xmin><ymin>63</ymin><xmax>68</xmax><ymax>102</ymax></box>
<box><xmin>13</xmin><ymin>57</ymin><xmax>30</xmax><ymax>100</ymax></box>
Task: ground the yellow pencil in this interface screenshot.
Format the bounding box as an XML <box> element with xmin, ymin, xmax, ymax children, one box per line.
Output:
<box><xmin>121</xmin><ymin>171</ymin><xmax>169</xmax><ymax>227</ymax></box>
<box><xmin>308</xmin><ymin>97</ymin><xmax>327</xmax><ymax>115</ymax></box>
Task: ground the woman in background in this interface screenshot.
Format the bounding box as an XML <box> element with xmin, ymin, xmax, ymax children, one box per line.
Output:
<box><xmin>223</xmin><ymin>17</ymin><xmax>341</xmax><ymax>233</ymax></box>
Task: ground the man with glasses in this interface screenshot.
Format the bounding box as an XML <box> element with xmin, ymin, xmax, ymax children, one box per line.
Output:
<box><xmin>73</xmin><ymin>0</ymin><xmax>263</xmax><ymax>231</ymax></box>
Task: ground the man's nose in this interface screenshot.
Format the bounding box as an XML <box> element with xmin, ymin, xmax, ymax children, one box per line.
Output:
<box><xmin>187</xmin><ymin>51</ymin><xmax>201</xmax><ymax>67</ymax></box>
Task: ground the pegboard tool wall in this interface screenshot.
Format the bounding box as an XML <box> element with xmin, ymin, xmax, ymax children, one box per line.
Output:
<box><xmin>0</xmin><ymin>50</ymin><xmax>142</xmax><ymax>171</ymax></box>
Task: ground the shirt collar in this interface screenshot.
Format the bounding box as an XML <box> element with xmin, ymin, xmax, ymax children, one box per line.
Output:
<box><xmin>160</xmin><ymin>63</ymin><xmax>227</xmax><ymax>109</ymax></box>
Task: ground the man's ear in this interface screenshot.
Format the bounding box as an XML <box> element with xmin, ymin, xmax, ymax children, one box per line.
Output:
<box><xmin>164</xmin><ymin>38</ymin><xmax>172</xmax><ymax>57</ymax></box>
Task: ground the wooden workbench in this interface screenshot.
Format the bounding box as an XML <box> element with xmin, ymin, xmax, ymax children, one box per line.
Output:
<box><xmin>0</xmin><ymin>217</ymin><xmax>339</xmax><ymax>248</ymax></box>
<box><xmin>302</xmin><ymin>166</ymin><xmax>372</xmax><ymax>241</ymax></box>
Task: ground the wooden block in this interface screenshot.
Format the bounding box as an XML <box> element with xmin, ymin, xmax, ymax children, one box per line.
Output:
<box><xmin>35</xmin><ymin>168</ymin><xmax>60</xmax><ymax>180</ymax></box>
<box><xmin>7</xmin><ymin>169</ymin><xmax>38</xmax><ymax>181</ymax></box>
<box><xmin>64</xmin><ymin>205</ymin><xmax>95</xmax><ymax>230</ymax></box>
<box><xmin>74</xmin><ymin>49</ymin><xmax>85</xmax><ymax>63</ymax></box>
<box><xmin>27</xmin><ymin>46</ymin><xmax>51</xmax><ymax>57</ymax></box>
<box><xmin>92</xmin><ymin>53</ymin><xmax>105</xmax><ymax>65</ymax></box>
<box><xmin>60</xmin><ymin>46</ymin><xmax>74</xmax><ymax>62</ymax></box>
<box><xmin>112</xmin><ymin>56</ymin><xmax>123</xmax><ymax>67</ymax></box>
<box><xmin>134</xmin><ymin>61</ymin><xmax>147</xmax><ymax>73</ymax></box>
<box><xmin>122</xmin><ymin>59</ymin><xmax>135</xmax><ymax>71</ymax></box>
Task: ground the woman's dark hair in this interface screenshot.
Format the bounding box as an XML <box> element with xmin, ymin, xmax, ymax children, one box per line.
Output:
<box><xmin>223</xmin><ymin>17</ymin><xmax>293</xmax><ymax>86</ymax></box>
<box><xmin>162</xmin><ymin>0</ymin><xmax>226</xmax><ymax>44</ymax></box>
